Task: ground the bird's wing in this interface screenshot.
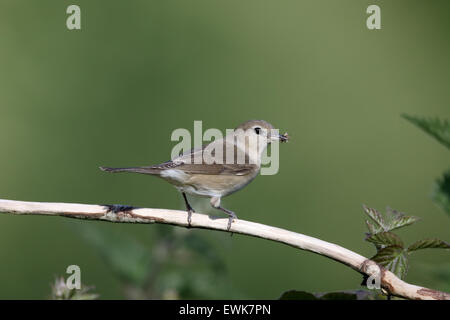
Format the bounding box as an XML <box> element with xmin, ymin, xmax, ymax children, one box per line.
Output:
<box><xmin>168</xmin><ymin>163</ymin><xmax>258</xmax><ymax>176</ymax></box>
<box><xmin>147</xmin><ymin>160</ymin><xmax>256</xmax><ymax>176</ymax></box>
<box><xmin>173</xmin><ymin>134</ymin><xmax>252</xmax><ymax>164</ymax></box>
<box><xmin>148</xmin><ymin>134</ymin><xmax>258</xmax><ymax>175</ymax></box>
<box><xmin>100</xmin><ymin>162</ymin><xmax>257</xmax><ymax>176</ymax></box>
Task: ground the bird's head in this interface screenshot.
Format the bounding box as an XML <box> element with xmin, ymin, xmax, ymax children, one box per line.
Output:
<box><xmin>231</xmin><ymin>120</ymin><xmax>289</xmax><ymax>164</ymax></box>
<box><xmin>234</xmin><ymin>120</ymin><xmax>289</xmax><ymax>145</ymax></box>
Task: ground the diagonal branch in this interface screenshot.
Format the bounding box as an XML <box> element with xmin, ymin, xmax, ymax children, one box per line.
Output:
<box><xmin>0</xmin><ymin>198</ymin><xmax>448</xmax><ymax>300</ymax></box>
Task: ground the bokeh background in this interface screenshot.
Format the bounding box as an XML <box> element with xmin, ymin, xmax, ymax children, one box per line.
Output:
<box><xmin>0</xmin><ymin>0</ymin><xmax>449</xmax><ymax>299</ymax></box>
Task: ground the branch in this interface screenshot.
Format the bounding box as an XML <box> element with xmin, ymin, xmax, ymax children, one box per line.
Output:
<box><xmin>0</xmin><ymin>198</ymin><xmax>448</xmax><ymax>300</ymax></box>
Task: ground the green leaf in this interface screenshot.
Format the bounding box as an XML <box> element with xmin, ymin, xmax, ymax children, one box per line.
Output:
<box><xmin>366</xmin><ymin>220</ymin><xmax>382</xmax><ymax>235</ymax></box>
<box><xmin>407</xmin><ymin>238</ymin><xmax>450</xmax><ymax>252</ymax></box>
<box><xmin>432</xmin><ymin>169</ymin><xmax>450</xmax><ymax>216</ymax></box>
<box><xmin>364</xmin><ymin>206</ymin><xmax>419</xmax><ymax>233</ymax></box>
<box><xmin>363</xmin><ymin>205</ymin><xmax>386</xmax><ymax>229</ymax></box>
<box><xmin>366</xmin><ymin>231</ymin><xmax>404</xmax><ymax>248</ymax></box>
<box><xmin>279</xmin><ymin>290</ymin><xmax>383</xmax><ymax>300</ymax></box>
<box><xmin>318</xmin><ymin>292</ymin><xmax>358</xmax><ymax>300</ymax></box>
<box><xmin>279</xmin><ymin>290</ymin><xmax>318</xmax><ymax>300</ymax></box>
<box><xmin>384</xmin><ymin>207</ymin><xmax>420</xmax><ymax>232</ymax></box>
<box><xmin>371</xmin><ymin>246</ymin><xmax>409</xmax><ymax>279</ymax></box>
<box><xmin>387</xmin><ymin>215</ymin><xmax>421</xmax><ymax>232</ymax></box>
<box><xmin>402</xmin><ymin>114</ymin><xmax>450</xmax><ymax>149</ymax></box>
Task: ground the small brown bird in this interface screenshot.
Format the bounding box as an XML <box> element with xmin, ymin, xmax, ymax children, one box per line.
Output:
<box><xmin>100</xmin><ymin>120</ymin><xmax>288</xmax><ymax>230</ymax></box>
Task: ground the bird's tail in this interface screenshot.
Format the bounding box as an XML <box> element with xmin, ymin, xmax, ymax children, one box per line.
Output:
<box><xmin>99</xmin><ymin>166</ymin><xmax>161</xmax><ymax>175</ymax></box>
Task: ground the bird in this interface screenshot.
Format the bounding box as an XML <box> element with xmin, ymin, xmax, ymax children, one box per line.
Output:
<box><xmin>100</xmin><ymin>120</ymin><xmax>288</xmax><ymax>231</ymax></box>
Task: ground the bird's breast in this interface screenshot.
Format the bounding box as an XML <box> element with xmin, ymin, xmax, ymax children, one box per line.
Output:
<box><xmin>182</xmin><ymin>170</ymin><xmax>259</xmax><ymax>198</ymax></box>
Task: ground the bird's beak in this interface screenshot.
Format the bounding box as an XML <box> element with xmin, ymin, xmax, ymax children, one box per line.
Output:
<box><xmin>269</xmin><ymin>132</ymin><xmax>289</xmax><ymax>143</ymax></box>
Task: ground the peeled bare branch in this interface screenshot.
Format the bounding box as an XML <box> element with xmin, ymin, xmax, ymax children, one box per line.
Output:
<box><xmin>0</xmin><ymin>198</ymin><xmax>448</xmax><ymax>300</ymax></box>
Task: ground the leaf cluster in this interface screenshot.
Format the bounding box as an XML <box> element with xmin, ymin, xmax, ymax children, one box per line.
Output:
<box><xmin>364</xmin><ymin>205</ymin><xmax>450</xmax><ymax>280</ymax></box>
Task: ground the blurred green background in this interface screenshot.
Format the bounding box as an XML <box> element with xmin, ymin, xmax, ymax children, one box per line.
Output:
<box><xmin>0</xmin><ymin>0</ymin><xmax>449</xmax><ymax>299</ymax></box>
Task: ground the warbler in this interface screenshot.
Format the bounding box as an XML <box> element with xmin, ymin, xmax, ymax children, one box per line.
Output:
<box><xmin>100</xmin><ymin>120</ymin><xmax>288</xmax><ymax>230</ymax></box>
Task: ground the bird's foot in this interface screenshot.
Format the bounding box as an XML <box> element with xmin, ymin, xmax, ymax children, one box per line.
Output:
<box><xmin>226</xmin><ymin>212</ymin><xmax>237</xmax><ymax>232</ymax></box>
<box><xmin>214</xmin><ymin>205</ymin><xmax>237</xmax><ymax>235</ymax></box>
<box><xmin>186</xmin><ymin>207</ymin><xmax>195</xmax><ymax>227</ymax></box>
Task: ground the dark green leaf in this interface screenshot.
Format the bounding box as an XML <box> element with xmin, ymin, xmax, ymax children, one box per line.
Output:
<box><xmin>318</xmin><ymin>292</ymin><xmax>358</xmax><ymax>300</ymax></box>
<box><xmin>407</xmin><ymin>238</ymin><xmax>450</xmax><ymax>252</ymax></box>
<box><xmin>366</xmin><ymin>231</ymin><xmax>404</xmax><ymax>248</ymax></box>
<box><xmin>279</xmin><ymin>290</ymin><xmax>318</xmax><ymax>300</ymax></box>
<box><xmin>371</xmin><ymin>246</ymin><xmax>409</xmax><ymax>279</ymax></box>
<box><xmin>402</xmin><ymin>114</ymin><xmax>450</xmax><ymax>149</ymax></box>
<box><xmin>432</xmin><ymin>169</ymin><xmax>450</xmax><ymax>216</ymax></box>
<box><xmin>279</xmin><ymin>290</ymin><xmax>384</xmax><ymax>300</ymax></box>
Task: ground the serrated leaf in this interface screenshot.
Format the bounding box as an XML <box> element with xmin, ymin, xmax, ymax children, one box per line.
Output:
<box><xmin>383</xmin><ymin>206</ymin><xmax>420</xmax><ymax>232</ymax></box>
<box><xmin>371</xmin><ymin>246</ymin><xmax>409</xmax><ymax>279</ymax></box>
<box><xmin>386</xmin><ymin>214</ymin><xmax>421</xmax><ymax>232</ymax></box>
<box><xmin>366</xmin><ymin>220</ymin><xmax>382</xmax><ymax>234</ymax></box>
<box><xmin>366</xmin><ymin>231</ymin><xmax>404</xmax><ymax>248</ymax></box>
<box><xmin>432</xmin><ymin>169</ymin><xmax>450</xmax><ymax>216</ymax></box>
<box><xmin>407</xmin><ymin>238</ymin><xmax>450</xmax><ymax>252</ymax></box>
<box><xmin>363</xmin><ymin>205</ymin><xmax>385</xmax><ymax>229</ymax></box>
<box><xmin>402</xmin><ymin>114</ymin><xmax>450</xmax><ymax>149</ymax></box>
<box><xmin>364</xmin><ymin>206</ymin><xmax>419</xmax><ymax>233</ymax></box>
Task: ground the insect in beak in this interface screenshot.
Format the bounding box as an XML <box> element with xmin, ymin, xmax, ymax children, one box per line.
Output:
<box><xmin>279</xmin><ymin>132</ymin><xmax>289</xmax><ymax>143</ymax></box>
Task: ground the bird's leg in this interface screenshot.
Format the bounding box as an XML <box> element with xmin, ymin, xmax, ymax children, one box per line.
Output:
<box><xmin>210</xmin><ymin>197</ymin><xmax>237</xmax><ymax>232</ymax></box>
<box><xmin>217</xmin><ymin>207</ymin><xmax>237</xmax><ymax>232</ymax></box>
<box><xmin>182</xmin><ymin>192</ymin><xmax>195</xmax><ymax>227</ymax></box>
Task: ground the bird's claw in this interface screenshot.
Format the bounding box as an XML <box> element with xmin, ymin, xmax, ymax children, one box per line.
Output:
<box><xmin>186</xmin><ymin>205</ymin><xmax>195</xmax><ymax>228</ymax></box>
<box><xmin>187</xmin><ymin>209</ymin><xmax>194</xmax><ymax>227</ymax></box>
<box><xmin>227</xmin><ymin>216</ymin><xmax>233</xmax><ymax>231</ymax></box>
<box><xmin>226</xmin><ymin>212</ymin><xmax>237</xmax><ymax>234</ymax></box>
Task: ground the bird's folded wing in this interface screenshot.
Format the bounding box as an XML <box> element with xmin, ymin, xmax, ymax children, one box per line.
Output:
<box><xmin>177</xmin><ymin>163</ymin><xmax>257</xmax><ymax>175</ymax></box>
<box><xmin>151</xmin><ymin>162</ymin><xmax>257</xmax><ymax>176</ymax></box>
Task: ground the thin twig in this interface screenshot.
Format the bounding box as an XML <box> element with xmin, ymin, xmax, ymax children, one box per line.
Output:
<box><xmin>0</xmin><ymin>198</ymin><xmax>448</xmax><ymax>300</ymax></box>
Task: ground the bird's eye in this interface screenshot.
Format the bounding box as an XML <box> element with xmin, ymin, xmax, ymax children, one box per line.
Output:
<box><xmin>254</xmin><ymin>127</ymin><xmax>261</xmax><ymax>135</ymax></box>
